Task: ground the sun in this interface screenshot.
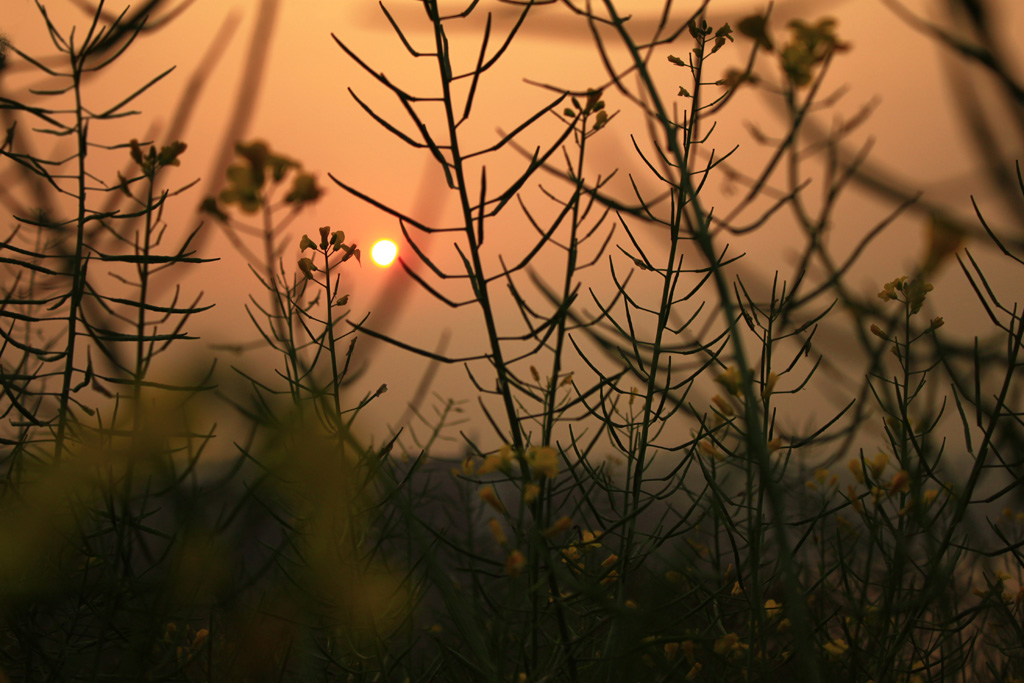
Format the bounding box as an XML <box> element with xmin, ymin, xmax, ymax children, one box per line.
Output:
<box><xmin>371</xmin><ymin>239</ymin><xmax>398</xmax><ymax>267</ymax></box>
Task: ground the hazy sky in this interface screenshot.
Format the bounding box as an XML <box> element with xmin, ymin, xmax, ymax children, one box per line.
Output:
<box><xmin>3</xmin><ymin>0</ymin><xmax>1022</xmax><ymax>454</ymax></box>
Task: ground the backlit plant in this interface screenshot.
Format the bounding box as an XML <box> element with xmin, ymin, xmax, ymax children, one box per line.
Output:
<box><xmin>1</xmin><ymin>0</ymin><xmax>1022</xmax><ymax>681</ymax></box>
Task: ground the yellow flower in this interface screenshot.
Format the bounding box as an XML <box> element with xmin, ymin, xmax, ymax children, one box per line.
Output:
<box><xmin>298</xmin><ymin>257</ymin><xmax>318</xmax><ymax>279</ymax></box>
<box><xmin>686</xmin><ymin>538</ymin><xmax>709</xmax><ymax>557</ymax></box>
<box><xmin>505</xmin><ymin>549</ymin><xmax>526</xmax><ymax>576</ymax></box>
<box><xmin>713</xmin><ymin>633</ymin><xmax>736</xmax><ymax>655</ymax></box>
<box><xmin>699</xmin><ymin>439</ymin><xmax>719</xmax><ymax>459</ymax></box>
<box><xmin>764</xmin><ymin>599</ymin><xmax>782</xmax><ymax>618</ymax></box>
<box><xmin>848</xmin><ymin>458</ymin><xmax>864</xmax><ymax>484</ymax></box>
<box><xmin>761</xmin><ymin>371</ymin><xmax>779</xmax><ymax>399</ymax></box>
<box><xmin>523</xmin><ymin>483</ymin><xmax>540</xmax><ymax>504</ymax></box>
<box><xmin>878</xmin><ymin>276</ymin><xmax>907</xmax><ymax>302</ymax></box>
<box><xmin>848</xmin><ymin>485</ymin><xmax>864</xmax><ymax>514</ymax></box>
<box><xmin>479</xmin><ymin>486</ymin><xmax>506</xmax><ymax>514</ymax></box>
<box><xmin>192</xmin><ymin>628</ymin><xmax>209</xmax><ymax>650</ymax></box>
<box><xmin>822</xmin><ymin>638</ymin><xmax>848</xmax><ymax>658</ymax></box>
<box><xmin>488</xmin><ymin>518</ymin><xmax>507</xmax><ymax>546</ymax></box>
<box><xmin>580</xmin><ymin>530</ymin><xmax>603</xmax><ymax>548</ymax></box>
<box><xmin>542</xmin><ymin>516</ymin><xmax>572</xmax><ymax>538</ymax></box>
<box><xmin>714</xmin><ymin>632</ymin><xmax>746</xmax><ymax>657</ymax></box>
<box><xmin>285</xmin><ymin>172</ymin><xmax>320</xmax><ymax>204</ymax></box>
<box><xmin>711</xmin><ymin>394</ymin><xmax>734</xmax><ymax>416</ymax></box>
<box><xmin>715</xmin><ymin>366</ymin><xmax>744</xmax><ymax>397</ymax></box>
<box><xmin>868</xmin><ymin>452</ymin><xmax>888</xmax><ymax>478</ymax></box>
<box><xmin>686</xmin><ymin>662</ymin><xmax>702</xmax><ymax>680</ymax></box>
<box><xmin>889</xmin><ymin>469</ymin><xmax>910</xmax><ymax>495</ymax></box>
<box><xmin>904</xmin><ymin>278</ymin><xmax>934</xmax><ymax>314</ymax></box>
<box><xmin>478</xmin><ymin>445</ymin><xmax>515</xmax><ymax>476</ymax></box>
<box><xmin>526</xmin><ymin>446</ymin><xmax>559</xmax><ymax>479</ymax></box>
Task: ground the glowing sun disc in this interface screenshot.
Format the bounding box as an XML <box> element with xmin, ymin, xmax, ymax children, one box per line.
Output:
<box><xmin>371</xmin><ymin>239</ymin><xmax>397</xmax><ymax>267</ymax></box>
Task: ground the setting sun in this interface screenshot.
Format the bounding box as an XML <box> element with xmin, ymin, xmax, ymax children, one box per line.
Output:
<box><xmin>371</xmin><ymin>239</ymin><xmax>398</xmax><ymax>267</ymax></box>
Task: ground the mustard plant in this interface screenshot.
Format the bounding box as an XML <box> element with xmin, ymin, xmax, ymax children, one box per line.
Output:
<box><xmin>1</xmin><ymin>0</ymin><xmax>1023</xmax><ymax>681</ymax></box>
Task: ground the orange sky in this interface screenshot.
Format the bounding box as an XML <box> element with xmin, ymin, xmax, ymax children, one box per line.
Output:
<box><xmin>3</xmin><ymin>0</ymin><xmax>1022</xmax><ymax>454</ymax></box>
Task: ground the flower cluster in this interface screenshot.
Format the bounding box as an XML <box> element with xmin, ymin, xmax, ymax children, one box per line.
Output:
<box><xmin>297</xmin><ymin>226</ymin><xmax>360</xmax><ymax>281</ymax></box>
<box><xmin>200</xmin><ymin>140</ymin><xmax>321</xmax><ymax>221</ymax></box>
<box><xmin>128</xmin><ymin>138</ymin><xmax>187</xmax><ymax>179</ymax></box>
<box><xmin>877</xmin><ymin>276</ymin><xmax>934</xmax><ymax>315</ymax></box>
<box><xmin>562</xmin><ymin>88</ymin><xmax>611</xmax><ymax>131</ymax></box>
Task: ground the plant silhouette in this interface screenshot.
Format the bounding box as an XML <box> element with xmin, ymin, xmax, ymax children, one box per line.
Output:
<box><xmin>1</xmin><ymin>0</ymin><xmax>1023</xmax><ymax>681</ymax></box>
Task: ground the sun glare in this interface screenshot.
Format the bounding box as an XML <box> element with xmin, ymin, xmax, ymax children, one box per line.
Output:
<box><xmin>371</xmin><ymin>239</ymin><xmax>398</xmax><ymax>267</ymax></box>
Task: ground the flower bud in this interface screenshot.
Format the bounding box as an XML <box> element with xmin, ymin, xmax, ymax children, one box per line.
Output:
<box><xmin>130</xmin><ymin>139</ymin><xmax>144</xmax><ymax>165</ymax></box>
